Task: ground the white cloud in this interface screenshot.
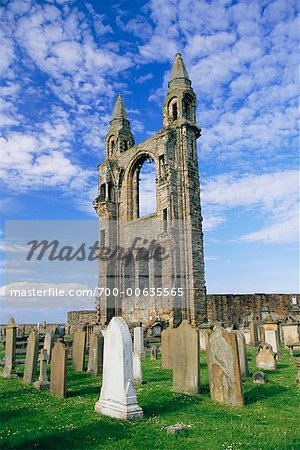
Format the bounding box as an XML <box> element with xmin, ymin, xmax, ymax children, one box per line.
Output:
<box><xmin>202</xmin><ymin>170</ymin><xmax>299</xmax><ymax>243</ymax></box>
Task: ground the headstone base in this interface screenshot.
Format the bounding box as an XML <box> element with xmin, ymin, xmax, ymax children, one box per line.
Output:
<box><xmin>95</xmin><ymin>399</ymin><xmax>143</xmax><ymax>421</ymax></box>
<box><xmin>1</xmin><ymin>372</ymin><xmax>18</xmax><ymax>379</ymax></box>
<box><xmin>33</xmin><ymin>380</ymin><xmax>50</xmax><ymax>390</ymax></box>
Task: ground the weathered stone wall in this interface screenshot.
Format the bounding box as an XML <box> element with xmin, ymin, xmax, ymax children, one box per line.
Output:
<box><xmin>67</xmin><ymin>310</ymin><xmax>97</xmax><ymax>331</ymax></box>
<box><xmin>206</xmin><ymin>293</ymin><xmax>300</xmax><ymax>326</ymax></box>
<box><xmin>67</xmin><ymin>293</ymin><xmax>300</xmax><ymax>330</ymax></box>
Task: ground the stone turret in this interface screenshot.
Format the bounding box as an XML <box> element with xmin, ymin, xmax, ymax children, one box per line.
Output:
<box><xmin>163</xmin><ymin>53</ymin><xmax>198</xmax><ymax>129</ymax></box>
<box><xmin>105</xmin><ymin>94</ymin><xmax>134</xmax><ymax>158</ymax></box>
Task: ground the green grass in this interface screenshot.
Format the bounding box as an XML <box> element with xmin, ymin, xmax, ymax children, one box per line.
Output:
<box><xmin>1</xmin><ymin>346</ymin><xmax>299</xmax><ymax>450</ymax></box>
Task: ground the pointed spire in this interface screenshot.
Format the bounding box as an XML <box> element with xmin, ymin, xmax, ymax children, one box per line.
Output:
<box><xmin>169</xmin><ymin>53</ymin><xmax>191</xmax><ymax>88</ymax></box>
<box><xmin>110</xmin><ymin>94</ymin><xmax>128</xmax><ymax>122</ymax></box>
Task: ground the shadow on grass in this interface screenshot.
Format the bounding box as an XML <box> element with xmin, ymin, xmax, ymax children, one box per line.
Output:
<box><xmin>3</xmin><ymin>421</ymin><xmax>130</xmax><ymax>450</ymax></box>
<box><xmin>245</xmin><ymin>384</ymin><xmax>289</xmax><ymax>405</ymax></box>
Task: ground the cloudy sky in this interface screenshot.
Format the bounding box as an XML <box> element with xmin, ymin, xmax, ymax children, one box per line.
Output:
<box><xmin>0</xmin><ymin>0</ymin><xmax>299</xmax><ymax>322</ymax></box>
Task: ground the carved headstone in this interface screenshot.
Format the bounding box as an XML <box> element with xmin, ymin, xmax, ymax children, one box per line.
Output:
<box><xmin>263</xmin><ymin>326</ymin><xmax>280</xmax><ymax>356</ymax></box>
<box><xmin>252</xmin><ymin>371</ymin><xmax>266</xmax><ymax>384</ymax></box>
<box><xmin>161</xmin><ymin>326</ymin><xmax>174</xmax><ymax>369</ymax></box>
<box><xmin>256</xmin><ymin>343</ymin><xmax>277</xmax><ymax>370</ymax></box>
<box><xmin>133</xmin><ymin>352</ymin><xmax>143</xmax><ymax>385</ymax></box>
<box><xmin>232</xmin><ymin>330</ymin><xmax>249</xmax><ymax>378</ymax></box>
<box><xmin>72</xmin><ymin>330</ymin><xmax>86</xmax><ymax>371</ymax></box>
<box><xmin>150</xmin><ymin>346</ymin><xmax>158</xmax><ymax>360</ymax></box>
<box><xmin>95</xmin><ymin>317</ymin><xmax>143</xmax><ymax>420</ymax></box>
<box><xmin>133</xmin><ymin>326</ymin><xmax>145</xmax><ymax>357</ymax></box>
<box><xmin>33</xmin><ymin>349</ymin><xmax>50</xmax><ymax>390</ymax></box>
<box><xmin>50</xmin><ymin>341</ymin><xmax>68</xmax><ymax>398</ymax></box>
<box><xmin>282</xmin><ymin>318</ymin><xmax>300</xmax><ymax>347</ymax></box>
<box><xmin>43</xmin><ymin>332</ymin><xmax>54</xmax><ymax>363</ymax></box>
<box><xmin>87</xmin><ymin>331</ymin><xmax>104</xmax><ymax>376</ymax></box>
<box><xmin>1</xmin><ymin>317</ymin><xmax>17</xmax><ymax>378</ymax></box>
<box><xmin>207</xmin><ymin>326</ymin><xmax>244</xmax><ymax>407</ymax></box>
<box><xmin>173</xmin><ymin>320</ymin><xmax>200</xmax><ymax>395</ymax></box>
<box><xmin>23</xmin><ymin>331</ymin><xmax>39</xmax><ymax>384</ymax></box>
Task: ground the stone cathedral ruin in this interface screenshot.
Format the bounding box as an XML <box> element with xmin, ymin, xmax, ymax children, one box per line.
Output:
<box><xmin>93</xmin><ymin>53</ymin><xmax>206</xmax><ymax>328</ymax></box>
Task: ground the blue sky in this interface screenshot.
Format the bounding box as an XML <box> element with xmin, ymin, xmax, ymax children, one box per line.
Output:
<box><xmin>0</xmin><ymin>0</ymin><xmax>299</xmax><ymax>322</ymax></box>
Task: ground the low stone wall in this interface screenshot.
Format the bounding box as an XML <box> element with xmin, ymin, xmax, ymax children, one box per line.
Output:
<box><xmin>67</xmin><ymin>294</ymin><xmax>300</xmax><ymax>330</ymax></box>
<box><xmin>206</xmin><ymin>293</ymin><xmax>300</xmax><ymax>326</ymax></box>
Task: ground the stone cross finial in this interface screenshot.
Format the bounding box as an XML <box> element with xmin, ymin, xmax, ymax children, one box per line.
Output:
<box><xmin>33</xmin><ymin>349</ymin><xmax>50</xmax><ymax>390</ymax></box>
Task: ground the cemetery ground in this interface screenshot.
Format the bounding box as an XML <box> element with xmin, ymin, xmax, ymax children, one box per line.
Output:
<box><xmin>0</xmin><ymin>346</ymin><xmax>299</xmax><ymax>450</ymax></box>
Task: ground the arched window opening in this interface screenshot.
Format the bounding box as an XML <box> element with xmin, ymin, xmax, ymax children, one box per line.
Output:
<box><xmin>153</xmin><ymin>244</ymin><xmax>162</xmax><ymax>289</ymax></box>
<box><xmin>168</xmin><ymin>98</ymin><xmax>178</xmax><ymax>121</ymax></box>
<box><xmin>123</xmin><ymin>251</ymin><xmax>135</xmax><ymax>296</ymax></box>
<box><xmin>108</xmin><ymin>136</ymin><xmax>115</xmax><ymax>156</ymax></box>
<box><xmin>108</xmin><ymin>182</ymin><xmax>115</xmax><ymax>202</ymax></box>
<box><xmin>137</xmin><ymin>156</ymin><xmax>156</xmax><ymax>217</ymax></box>
<box><xmin>100</xmin><ymin>183</ymin><xmax>106</xmax><ymax>202</ymax></box>
<box><xmin>137</xmin><ymin>248</ymin><xmax>149</xmax><ymax>291</ymax></box>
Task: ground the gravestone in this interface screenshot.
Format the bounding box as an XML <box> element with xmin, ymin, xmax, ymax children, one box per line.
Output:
<box><xmin>95</xmin><ymin>317</ymin><xmax>143</xmax><ymax>420</ymax></box>
<box><xmin>1</xmin><ymin>317</ymin><xmax>18</xmax><ymax>378</ymax></box>
<box><xmin>264</xmin><ymin>329</ymin><xmax>279</xmax><ymax>354</ymax></box>
<box><xmin>50</xmin><ymin>341</ymin><xmax>68</xmax><ymax>398</ymax></box>
<box><xmin>23</xmin><ymin>331</ymin><xmax>39</xmax><ymax>383</ymax></box>
<box><xmin>249</xmin><ymin>319</ymin><xmax>259</xmax><ymax>346</ymax></box>
<box><xmin>173</xmin><ymin>320</ymin><xmax>200</xmax><ymax>395</ymax></box>
<box><xmin>161</xmin><ymin>326</ymin><xmax>174</xmax><ymax>369</ymax></box>
<box><xmin>232</xmin><ymin>330</ymin><xmax>249</xmax><ymax>378</ymax></box>
<box><xmin>133</xmin><ymin>352</ymin><xmax>143</xmax><ymax>385</ymax></box>
<box><xmin>281</xmin><ymin>317</ymin><xmax>300</xmax><ymax>347</ymax></box>
<box><xmin>72</xmin><ymin>330</ymin><xmax>86</xmax><ymax>371</ymax></box>
<box><xmin>198</xmin><ymin>323</ymin><xmax>213</xmax><ymax>350</ymax></box>
<box><xmin>150</xmin><ymin>346</ymin><xmax>158</xmax><ymax>360</ymax></box>
<box><xmin>133</xmin><ymin>326</ymin><xmax>145</xmax><ymax>357</ymax></box>
<box><xmin>87</xmin><ymin>331</ymin><xmax>104</xmax><ymax>376</ymax></box>
<box><xmin>33</xmin><ymin>349</ymin><xmax>50</xmax><ymax>390</ymax></box>
<box><xmin>43</xmin><ymin>332</ymin><xmax>54</xmax><ymax>363</ymax></box>
<box><xmin>207</xmin><ymin>326</ymin><xmax>244</xmax><ymax>407</ymax></box>
<box><xmin>252</xmin><ymin>371</ymin><xmax>266</xmax><ymax>384</ymax></box>
<box><xmin>242</xmin><ymin>328</ymin><xmax>250</xmax><ymax>345</ymax></box>
<box><xmin>256</xmin><ymin>343</ymin><xmax>277</xmax><ymax>370</ymax></box>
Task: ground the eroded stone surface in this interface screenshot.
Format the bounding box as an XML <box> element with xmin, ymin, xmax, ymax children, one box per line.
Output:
<box><xmin>50</xmin><ymin>341</ymin><xmax>68</xmax><ymax>398</ymax></box>
<box><xmin>1</xmin><ymin>317</ymin><xmax>17</xmax><ymax>378</ymax></box>
<box><xmin>161</xmin><ymin>326</ymin><xmax>174</xmax><ymax>369</ymax></box>
<box><xmin>252</xmin><ymin>371</ymin><xmax>266</xmax><ymax>384</ymax></box>
<box><xmin>95</xmin><ymin>317</ymin><xmax>143</xmax><ymax>421</ymax></box>
<box><xmin>87</xmin><ymin>331</ymin><xmax>104</xmax><ymax>376</ymax></box>
<box><xmin>33</xmin><ymin>349</ymin><xmax>50</xmax><ymax>390</ymax></box>
<box><xmin>43</xmin><ymin>332</ymin><xmax>54</xmax><ymax>363</ymax></box>
<box><xmin>207</xmin><ymin>326</ymin><xmax>244</xmax><ymax>407</ymax></box>
<box><xmin>173</xmin><ymin>320</ymin><xmax>200</xmax><ymax>395</ymax></box>
<box><xmin>23</xmin><ymin>331</ymin><xmax>39</xmax><ymax>384</ymax></box>
<box><xmin>72</xmin><ymin>330</ymin><xmax>86</xmax><ymax>371</ymax></box>
<box><xmin>232</xmin><ymin>330</ymin><xmax>249</xmax><ymax>378</ymax></box>
<box><xmin>256</xmin><ymin>343</ymin><xmax>277</xmax><ymax>370</ymax></box>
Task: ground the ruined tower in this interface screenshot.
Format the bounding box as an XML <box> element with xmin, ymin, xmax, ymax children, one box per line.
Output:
<box><xmin>93</xmin><ymin>53</ymin><xmax>206</xmax><ymax>327</ymax></box>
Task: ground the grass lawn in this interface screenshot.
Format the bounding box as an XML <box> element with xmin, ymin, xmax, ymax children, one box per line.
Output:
<box><xmin>1</xmin><ymin>346</ymin><xmax>299</xmax><ymax>450</ymax></box>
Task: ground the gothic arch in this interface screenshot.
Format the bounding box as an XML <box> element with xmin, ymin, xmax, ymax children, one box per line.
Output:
<box><xmin>122</xmin><ymin>151</ymin><xmax>159</xmax><ymax>219</ymax></box>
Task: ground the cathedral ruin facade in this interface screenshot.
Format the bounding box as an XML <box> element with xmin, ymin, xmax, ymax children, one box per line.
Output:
<box><xmin>93</xmin><ymin>54</ymin><xmax>206</xmax><ymax>328</ymax></box>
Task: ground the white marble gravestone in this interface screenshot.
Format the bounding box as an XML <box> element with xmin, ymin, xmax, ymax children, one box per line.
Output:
<box><xmin>95</xmin><ymin>317</ymin><xmax>143</xmax><ymax>420</ymax></box>
<box><xmin>132</xmin><ymin>352</ymin><xmax>143</xmax><ymax>385</ymax></box>
<box><xmin>133</xmin><ymin>326</ymin><xmax>145</xmax><ymax>357</ymax></box>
